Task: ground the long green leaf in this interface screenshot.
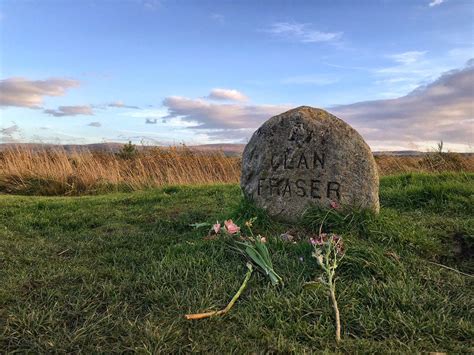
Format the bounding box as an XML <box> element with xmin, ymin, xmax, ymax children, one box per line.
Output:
<box><xmin>233</xmin><ymin>240</ymin><xmax>282</xmax><ymax>286</ymax></box>
<box><xmin>245</xmin><ymin>246</ymin><xmax>269</xmax><ymax>272</ymax></box>
<box><xmin>256</xmin><ymin>241</ymin><xmax>272</xmax><ymax>267</ymax></box>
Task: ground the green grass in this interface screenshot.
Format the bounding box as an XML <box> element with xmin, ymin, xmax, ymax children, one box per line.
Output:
<box><xmin>1</xmin><ymin>173</ymin><xmax>473</xmax><ymax>353</ymax></box>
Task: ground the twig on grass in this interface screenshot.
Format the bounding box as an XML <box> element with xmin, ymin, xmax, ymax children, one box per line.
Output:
<box><xmin>426</xmin><ymin>260</ymin><xmax>473</xmax><ymax>278</ymax></box>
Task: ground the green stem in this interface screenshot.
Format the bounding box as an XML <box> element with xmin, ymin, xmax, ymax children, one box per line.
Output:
<box><xmin>328</xmin><ymin>275</ymin><xmax>341</xmax><ymax>343</ymax></box>
<box><xmin>222</xmin><ymin>263</ymin><xmax>253</xmax><ymax>313</ymax></box>
<box><xmin>185</xmin><ymin>263</ymin><xmax>253</xmax><ymax>320</ymax></box>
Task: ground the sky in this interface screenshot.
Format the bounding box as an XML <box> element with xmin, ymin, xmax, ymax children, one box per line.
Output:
<box><xmin>0</xmin><ymin>0</ymin><xmax>473</xmax><ymax>151</ymax></box>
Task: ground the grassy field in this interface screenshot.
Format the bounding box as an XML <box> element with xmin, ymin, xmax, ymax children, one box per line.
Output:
<box><xmin>1</xmin><ymin>173</ymin><xmax>473</xmax><ymax>352</ymax></box>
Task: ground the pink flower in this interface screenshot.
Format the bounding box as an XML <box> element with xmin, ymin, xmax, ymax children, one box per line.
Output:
<box><xmin>260</xmin><ymin>236</ymin><xmax>267</xmax><ymax>243</ymax></box>
<box><xmin>330</xmin><ymin>200</ymin><xmax>340</xmax><ymax>209</ymax></box>
<box><xmin>224</xmin><ymin>219</ymin><xmax>240</xmax><ymax>234</ymax></box>
<box><xmin>310</xmin><ymin>234</ymin><xmax>329</xmax><ymax>246</ymax></box>
<box><xmin>212</xmin><ymin>222</ymin><xmax>221</xmax><ymax>234</ymax></box>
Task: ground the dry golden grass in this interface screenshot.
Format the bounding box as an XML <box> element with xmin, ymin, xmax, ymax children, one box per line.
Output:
<box><xmin>375</xmin><ymin>153</ymin><xmax>474</xmax><ymax>176</ymax></box>
<box><xmin>0</xmin><ymin>146</ymin><xmax>241</xmax><ymax>195</ymax></box>
<box><xmin>0</xmin><ymin>145</ymin><xmax>472</xmax><ymax>195</ymax></box>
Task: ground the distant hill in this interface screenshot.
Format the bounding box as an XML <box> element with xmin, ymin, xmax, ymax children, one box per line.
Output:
<box><xmin>0</xmin><ymin>143</ymin><xmax>125</xmax><ymax>153</ymax></box>
<box><xmin>0</xmin><ymin>142</ymin><xmax>246</xmax><ymax>156</ymax></box>
<box><xmin>187</xmin><ymin>144</ymin><xmax>246</xmax><ymax>156</ymax></box>
<box><xmin>373</xmin><ymin>150</ymin><xmax>424</xmax><ymax>156</ymax></box>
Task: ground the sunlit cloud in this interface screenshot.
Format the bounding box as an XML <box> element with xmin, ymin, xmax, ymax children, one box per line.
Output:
<box><xmin>332</xmin><ymin>60</ymin><xmax>474</xmax><ymax>151</ymax></box>
<box><xmin>163</xmin><ymin>95</ymin><xmax>291</xmax><ymax>130</ymax></box>
<box><xmin>160</xmin><ymin>61</ymin><xmax>473</xmax><ymax>150</ymax></box>
<box><xmin>44</xmin><ymin>105</ymin><xmax>94</xmax><ymax>117</ymax></box>
<box><xmin>207</xmin><ymin>88</ymin><xmax>248</xmax><ymax>102</ymax></box>
<box><xmin>161</xmin><ymin>91</ymin><xmax>292</xmax><ymax>143</ymax></box>
<box><xmin>0</xmin><ymin>77</ymin><xmax>79</xmax><ymax>108</ymax></box>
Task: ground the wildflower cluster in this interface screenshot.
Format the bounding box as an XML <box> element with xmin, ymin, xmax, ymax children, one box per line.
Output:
<box><xmin>310</xmin><ymin>233</ymin><xmax>345</xmax><ymax>258</ymax></box>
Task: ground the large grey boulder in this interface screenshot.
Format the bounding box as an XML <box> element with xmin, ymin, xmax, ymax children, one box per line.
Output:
<box><xmin>241</xmin><ymin>106</ymin><xmax>379</xmax><ymax>221</ymax></box>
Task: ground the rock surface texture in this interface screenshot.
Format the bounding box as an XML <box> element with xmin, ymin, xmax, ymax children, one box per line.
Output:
<box><xmin>241</xmin><ymin>106</ymin><xmax>379</xmax><ymax>221</ymax></box>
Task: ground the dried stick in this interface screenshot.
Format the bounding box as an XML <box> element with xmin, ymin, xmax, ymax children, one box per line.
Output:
<box><xmin>426</xmin><ymin>260</ymin><xmax>473</xmax><ymax>278</ymax></box>
<box><xmin>185</xmin><ymin>263</ymin><xmax>253</xmax><ymax>320</ymax></box>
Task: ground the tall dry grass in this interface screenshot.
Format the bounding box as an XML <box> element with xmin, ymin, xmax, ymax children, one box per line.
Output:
<box><xmin>0</xmin><ymin>146</ymin><xmax>241</xmax><ymax>195</ymax></box>
<box><xmin>0</xmin><ymin>145</ymin><xmax>472</xmax><ymax>195</ymax></box>
<box><xmin>374</xmin><ymin>153</ymin><xmax>474</xmax><ymax>176</ymax></box>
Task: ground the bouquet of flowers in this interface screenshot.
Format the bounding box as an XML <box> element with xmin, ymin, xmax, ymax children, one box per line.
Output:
<box><xmin>185</xmin><ymin>218</ymin><xmax>282</xmax><ymax>320</ymax></box>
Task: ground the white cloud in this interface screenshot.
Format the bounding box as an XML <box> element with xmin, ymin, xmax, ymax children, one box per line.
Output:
<box><xmin>0</xmin><ymin>77</ymin><xmax>79</xmax><ymax>108</ymax></box>
<box><xmin>265</xmin><ymin>22</ymin><xmax>342</xmax><ymax>43</ymax></box>
<box><xmin>207</xmin><ymin>88</ymin><xmax>248</xmax><ymax>102</ymax></box>
<box><xmin>87</xmin><ymin>122</ymin><xmax>101</xmax><ymax>127</ymax></box>
<box><xmin>429</xmin><ymin>0</ymin><xmax>444</xmax><ymax>7</ymax></box>
<box><xmin>388</xmin><ymin>51</ymin><xmax>427</xmax><ymax>65</ymax></box>
<box><xmin>44</xmin><ymin>105</ymin><xmax>94</xmax><ymax>117</ymax></box>
<box><xmin>108</xmin><ymin>101</ymin><xmax>140</xmax><ymax>109</ymax></box>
